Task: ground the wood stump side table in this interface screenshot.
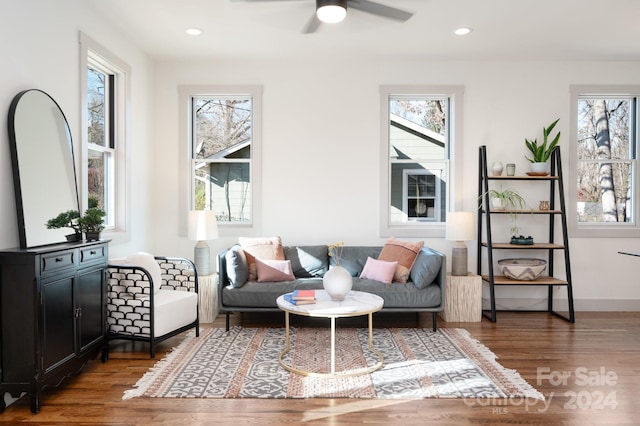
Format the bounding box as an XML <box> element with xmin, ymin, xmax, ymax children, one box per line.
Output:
<box><xmin>439</xmin><ymin>273</ymin><xmax>482</xmax><ymax>322</ymax></box>
<box><xmin>198</xmin><ymin>273</ymin><xmax>218</xmax><ymax>323</ymax></box>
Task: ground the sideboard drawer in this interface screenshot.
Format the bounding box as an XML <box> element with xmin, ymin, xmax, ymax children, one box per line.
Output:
<box><xmin>41</xmin><ymin>250</ymin><xmax>76</xmax><ymax>274</ymax></box>
<box><xmin>80</xmin><ymin>244</ymin><xmax>107</xmax><ymax>266</ymax></box>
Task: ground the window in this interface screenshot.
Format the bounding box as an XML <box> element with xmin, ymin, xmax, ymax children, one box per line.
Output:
<box><xmin>380</xmin><ymin>86</ymin><xmax>464</xmax><ymax>237</ymax></box>
<box><xmin>86</xmin><ymin>64</ymin><xmax>114</xmax><ymax>214</ymax></box>
<box><xmin>80</xmin><ymin>33</ymin><xmax>129</xmax><ymax>241</ymax></box>
<box><xmin>179</xmin><ymin>85</ymin><xmax>262</xmax><ymax>232</ymax></box>
<box><xmin>569</xmin><ymin>85</ymin><xmax>640</xmax><ymax>237</ymax></box>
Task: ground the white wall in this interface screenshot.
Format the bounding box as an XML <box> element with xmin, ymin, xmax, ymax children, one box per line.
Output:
<box><xmin>153</xmin><ymin>57</ymin><xmax>640</xmax><ymax>310</ymax></box>
<box><xmin>0</xmin><ymin>0</ymin><xmax>154</xmax><ymax>258</ymax></box>
<box><xmin>1</xmin><ymin>1</ymin><xmax>638</xmax><ymax>310</ymax></box>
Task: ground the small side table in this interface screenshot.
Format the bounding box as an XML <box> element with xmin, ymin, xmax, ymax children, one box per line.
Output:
<box><xmin>439</xmin><ymin>273</ymin><xmax>482</xmax><ymax>322</ymax></box>
<box><xmin>198</xmin><ymin>273</ymin><xmax>218</xmax><ymax>323</ymax></box>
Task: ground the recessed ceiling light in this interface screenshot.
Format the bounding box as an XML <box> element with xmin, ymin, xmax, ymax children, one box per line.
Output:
<box><xmin>186</xmin><ymin>28</ymin><xmax>203</xmax><ymax>36</ymax></box>
<box><xmin>454</xmin><ymin>27</ymin><xmax>472</xmax><ymax>36</ymax></box>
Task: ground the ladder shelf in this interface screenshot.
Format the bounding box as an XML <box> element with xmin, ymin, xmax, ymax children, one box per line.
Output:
<box><xmin>477</xmin><ymin>145</ymin><xmax>575</xmax><ymax>323</ymax></box>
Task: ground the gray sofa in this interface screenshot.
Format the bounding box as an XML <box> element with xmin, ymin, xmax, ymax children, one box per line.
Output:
<box><xmin>217</xmin><ymin>245</ymin><xmax>446</xmax><ymax>331</ymax></box>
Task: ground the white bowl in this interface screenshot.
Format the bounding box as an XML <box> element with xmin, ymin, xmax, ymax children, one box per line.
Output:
<box><xmin>498</xmin><ymin>258</ymin><xmax>547</xmax><ymax>280</ymax></box>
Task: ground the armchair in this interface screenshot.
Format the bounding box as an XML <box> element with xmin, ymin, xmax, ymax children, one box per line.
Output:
<box><xmin>105</xmin><ymin>253</ymin><xmax>199</xmax><ymax>358</ymax></box>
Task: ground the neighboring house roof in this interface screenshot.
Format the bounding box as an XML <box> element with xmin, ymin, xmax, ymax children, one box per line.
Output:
<box><xmin>390</xmin><ymin>114</ymin><xmax>445</xmax><ymax>160</ymax></box>
<box><xmin>211</xmin><ymin>138</ymin><xmax>250</xmax><ymax>159</ymax></box>
<box><xmin>390</xmin><ymin>114</ymin><xmax>445</xmax><ymax>147</ymax></box>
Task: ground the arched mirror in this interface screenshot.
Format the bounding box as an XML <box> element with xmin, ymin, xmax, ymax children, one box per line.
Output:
<box><xmin>8</xmin><ymin>89</ymin><xmax>80</xmax><ymax>248</ymax></box>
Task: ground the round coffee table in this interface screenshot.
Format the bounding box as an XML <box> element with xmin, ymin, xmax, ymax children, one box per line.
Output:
<box><xmin>276</xmin><ymin>290</ymin><xmax>384</xmax><ymax>377</ymax></box>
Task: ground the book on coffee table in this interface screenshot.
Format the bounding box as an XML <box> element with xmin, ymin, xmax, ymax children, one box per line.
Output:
<box><xmin>292</xmin><ymin>289</ymin><xmax>315</xmax><ymax>301</ymax></box>
<box><xmin>284</xmin><ymin>292</ymin><xmax>316</xmax><ymax>305</ymax></box>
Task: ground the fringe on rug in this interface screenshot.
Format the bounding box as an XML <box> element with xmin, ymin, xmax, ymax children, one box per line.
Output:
<box><xmin>122</xmin><ymin>330</ymin><xmax>200</xmax><ymax>400</ymax></box>
<box><xmin>441</xmin><ymin>328</ymin><xmax>545</xmax><ymax>401</ymax></box>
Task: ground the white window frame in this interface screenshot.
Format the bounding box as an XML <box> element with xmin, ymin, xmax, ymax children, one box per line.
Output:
<box><xmin>379</xmin><ymin>85</ymin><xmax>464</xmax><ymax>238</ymax></box>
<box><xmin>79</xmin><ymin>32</ymin><xmax>130</xmax><ymax>244</ymax></box>
<box><xmin>178</xmin><ymin>85</ymin><xmax>263</xmax><ymax>237</ymax></box>
<box><xmin>569</xmin><ymin>85</ymin><xmax>640</xmax><ymax>238</ymax></box>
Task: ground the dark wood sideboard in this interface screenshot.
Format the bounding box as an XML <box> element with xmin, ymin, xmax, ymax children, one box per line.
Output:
<box><xmin>0</xmin><ymin>240</ymin><xmax>109</xmax><ymax>413</ymax></box>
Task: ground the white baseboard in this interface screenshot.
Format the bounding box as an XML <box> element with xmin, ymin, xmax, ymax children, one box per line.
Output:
<box><xmin>482</xmin><ymin>297</ymin><xmax>640</xmax><ymax>312</ymax></box>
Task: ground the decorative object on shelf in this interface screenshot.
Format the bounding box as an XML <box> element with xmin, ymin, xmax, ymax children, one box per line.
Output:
<box><xmin>510</xmin><ymin>235</ymin><xmax>534</xmax><ymax>245</ymax></box>
<box><xmin>506</xmin><ymin>163</ymin><xmax>516</xmax><ymax>176</ymax></box>
<box><xmin>188</xmin><ymin>210</ymin><xmax>219</xmax><ymax>276</ymax></box>
<box><xmin>480</xmin><ymin>187</ymin><xmax>528</xmax><ymax>237</ymax></box>
<box><xmin>491</xmin><ymin>162</ymin><xmax>503</xmax><ymax>176</ymax></box>
<box><xmin>446</xmin><ymin>211</ymin><xmax>475</xmax><ymax>276</ymax></box>
<box><xmin>79</xmin><ymin>207</ymin><xmax>106</xmax><ymax>241</ymax></box>
<box><xmin>482</xmin><ymin>187</ymin><xmax>526</xmax><ymax>212</ymax></box>
<box><xmin>45</xmin><ymin>210</ymin><xmax>81</xmax><ymax>242</ymax></box>
<box><xmin>324</xmin><ymin>242</ymin><xmax>351</xmax><ymax>300</ymax></box>
<box><xmin>498</xmin><ymin>258</ymin><xmax>547</xmax><ymax>281</ymax></box>
<box><xmin>539</xmin><ymin>200</ymin><xmax>550</xmax><ymax>211</ymax></box>
<box><xmin>525</xmin><ymin>118</ymin><xmax>561</xmax><ymax>174</ymax></box>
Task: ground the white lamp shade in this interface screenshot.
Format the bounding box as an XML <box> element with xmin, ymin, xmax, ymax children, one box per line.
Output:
<box><xmin>445</xmin><ymin>211</ymin><xmax>475</xmax><ymax>241</ymax></box>
<box><xmin>317</xmin><ymin>1</ymin><xmax>347</xmax><ymax>23</ymax></box>
<box><xmin>188</xmin><ymin>210</ymin><xmax>218</xmax><ymax>241</ymax></box>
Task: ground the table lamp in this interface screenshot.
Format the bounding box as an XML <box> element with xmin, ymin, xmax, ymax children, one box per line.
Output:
<box><xmin>188</xmin><ymin>210</ymin><xmax>218</xmax><ymax>276</ymax></box>
<box><xmin>445</xmin><ymin>211</ymin><xmax>475</xmax><ymax>276</ymax></box>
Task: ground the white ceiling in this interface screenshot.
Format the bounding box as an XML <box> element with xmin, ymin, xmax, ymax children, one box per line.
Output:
<box><xmin>87</xmin><ymin>0</ymin><xmax>640</xmax><ymax>62</ymax></box>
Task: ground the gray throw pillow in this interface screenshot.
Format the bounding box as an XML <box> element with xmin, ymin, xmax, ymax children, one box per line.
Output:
<box><xmin>333</xmin><ymin>246</ymin><xmax>382</xmax><ymax>277</ymax></box>
<box><xmin>225</xmin><ymin>245</ymin><xmax>249</xmax><ymax>288</ymax></box>
<box><xmin>410</xmin><ymin>248</ymin><xmax>443</xmax><ymax>289</ymax></box>
<box><xmin>284</xmin><ymin>245</ymin><xmax>329</xmax><ymax>277</ymax></box>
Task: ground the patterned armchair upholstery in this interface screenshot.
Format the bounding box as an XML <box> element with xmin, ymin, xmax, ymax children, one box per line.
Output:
<box><xmin>105</xmin><ymin>255</ymin><xmax>199</xmax><ymax>358</ymax></box>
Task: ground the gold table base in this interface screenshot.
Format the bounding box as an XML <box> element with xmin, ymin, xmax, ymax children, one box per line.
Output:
<box><xmin>278</xmin><ymin>311</ymin><xmax>384</xmax><ymax>377</ymax></box>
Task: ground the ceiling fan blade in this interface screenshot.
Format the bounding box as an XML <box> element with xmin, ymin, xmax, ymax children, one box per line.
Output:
<box><xmin>348</xmin><ymin>0</ymin><xmax>413</xmax><ymax>22</ymax></box>
<box><xmin>301</xmin><ymin>13</ymin><xmax>321</xmax><ymax>34</ymax></box>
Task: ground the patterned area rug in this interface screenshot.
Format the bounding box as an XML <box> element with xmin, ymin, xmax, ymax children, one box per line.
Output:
<box><xmin>123</xmin><ymin>327</ymin><xmax>543</xmax><ymax>400</ymax></box>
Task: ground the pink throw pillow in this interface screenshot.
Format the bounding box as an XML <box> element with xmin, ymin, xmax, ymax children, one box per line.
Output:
<box><xmin>255</xmin><ymin>258</ymin><xmax>295</xmax><ymax>282</ymax></box>
<box><xmin>359</xmin><ymin>257</ymin><xmax>398</xmax><ymax>284</ymax></box>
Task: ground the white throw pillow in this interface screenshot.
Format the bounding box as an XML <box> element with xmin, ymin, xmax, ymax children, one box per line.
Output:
<box><xmin>126</xmin><ymin>252</ymin><xmax>163</xmax><ymax>294</ymax></box>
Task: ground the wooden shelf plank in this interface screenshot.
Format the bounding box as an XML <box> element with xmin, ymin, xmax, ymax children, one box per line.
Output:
<box><xmin>479</xmin><ymin>209</ymin><xmax>562</xmax><ymax>214</ymax></box>
<box><xmin>487</xmin><ymin>175</ymin><xmax>559</xmax><ymax>180</ymax></box>
<box><xmin>481</xmin><ymin>275</ymin><xmax>569</xmax><ymax>285</ymax></box>
<box><xmin>481</xmin><ymin>243</ymin><xmax>565</xmax><ymax>249</ymax></box>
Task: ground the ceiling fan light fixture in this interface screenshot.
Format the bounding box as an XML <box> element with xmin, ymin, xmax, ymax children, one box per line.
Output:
<box><xmin>316</xmin><ymin>0</ymin><xmax>347</xmax><ymax>24</ymax></box>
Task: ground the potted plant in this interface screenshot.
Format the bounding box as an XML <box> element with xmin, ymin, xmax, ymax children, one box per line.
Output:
<box><xmin>483</xmin><ymin>187</ymin><xmax>526</xmax><ymax>212</ymax></box>
<box><xmin>525</xmin><ymin>118</ymin><xmax>561</xmax><ymax>174</ymax></box>
<box><xmin>46</xmin><ymin>210</ymin><xmax>81</xmax><ymax>241</ymax></box>
<box><xmin>79</xmin><ymin>207</ymin><xmax>106</xmax><ymax>241</ymax></box>
<box><xmin>480</xmin><ymin>187</ymin><xmax>529</xmax><ymax>238</ymax></box>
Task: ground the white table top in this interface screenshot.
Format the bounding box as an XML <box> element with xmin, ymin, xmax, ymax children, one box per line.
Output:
<box><xmin>276</xmin><ymin>290</ymin><xmax>384</xmax><ymax>318</ymax></box>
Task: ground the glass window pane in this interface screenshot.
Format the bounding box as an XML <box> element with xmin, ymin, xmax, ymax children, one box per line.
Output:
<box><xmin>576</xmin><ymin>96</ymin><xmax>635</xmax><ymax>224</ymax></box>
<box><xmin>87</xmin><ymin>67</ymin><xmax>106</xmax><ymax>147</ymax></box>
<box><xmin>194</xmin><ymin>98</ymin><xmax>252</xmax><ymax>160</ymax></box>
<box><xmin>194</xmin><ymin>161</ymin><xmax>251</xmax><ymax>223</ymax></box>
<box><xmin>88</xmin><ymin>149</ymin><xmax>106</xmax><ymax>210</ymax></box>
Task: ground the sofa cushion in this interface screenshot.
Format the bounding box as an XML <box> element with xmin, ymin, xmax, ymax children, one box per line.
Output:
<box><xmin>256</xmin><ymin>258</ymin><xmax>295</xmax><ymax>282</ymax></box>
<box><xmin>225</xmin><ymin>245</ymin><xmax>249</xmax><ymax>288</ymax></box>
<box><xmin>333</xmin><ymin>246</ymin><xmax>382</xmax><ymax>276</ymax></box>
<box><xmin>378</xmin><ymin>238</ymin><xmax>425</xmax><ymax>283</ymax></box>
<box><xmin>284</xmin><ymin>245</ymin><xmax>328</xmax><ymax>278</ymax></box>
<box><xmin>360</xmin><ymin>257</ymin><xmax>397</xmax><ymax>284</ymax></box>
<box><xmin>410</xmin><ymin>247</ymin><xmax>443</xmax><ymax>289</ymax></box>
<box><xmin>239</xmin><ymin>236</ymin><xmax>285</xmax><ymax>281</ymax></box>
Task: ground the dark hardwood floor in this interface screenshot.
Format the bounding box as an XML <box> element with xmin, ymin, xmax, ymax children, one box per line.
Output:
<box><xmin>1</xmin><ymin>311</ymin><xmax>639</xmax><ymax>425</ymax></box>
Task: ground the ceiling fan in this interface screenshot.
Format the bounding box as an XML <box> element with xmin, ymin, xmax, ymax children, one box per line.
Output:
<box><xmin>231</xmin><ymin>0</ymin><xmax>414</xmax><ymax>34</ymax></box>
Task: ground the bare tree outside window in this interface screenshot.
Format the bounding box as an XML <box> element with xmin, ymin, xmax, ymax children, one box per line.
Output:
<box><xmin>193</xmin><ymin>97</ymin><xmax>252</xmax><ymax>223</ymax></box>
<box><xmin>577</xmin><ymin>97</ymin><xmax>634</xmax><ymax>223</ymax></box>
